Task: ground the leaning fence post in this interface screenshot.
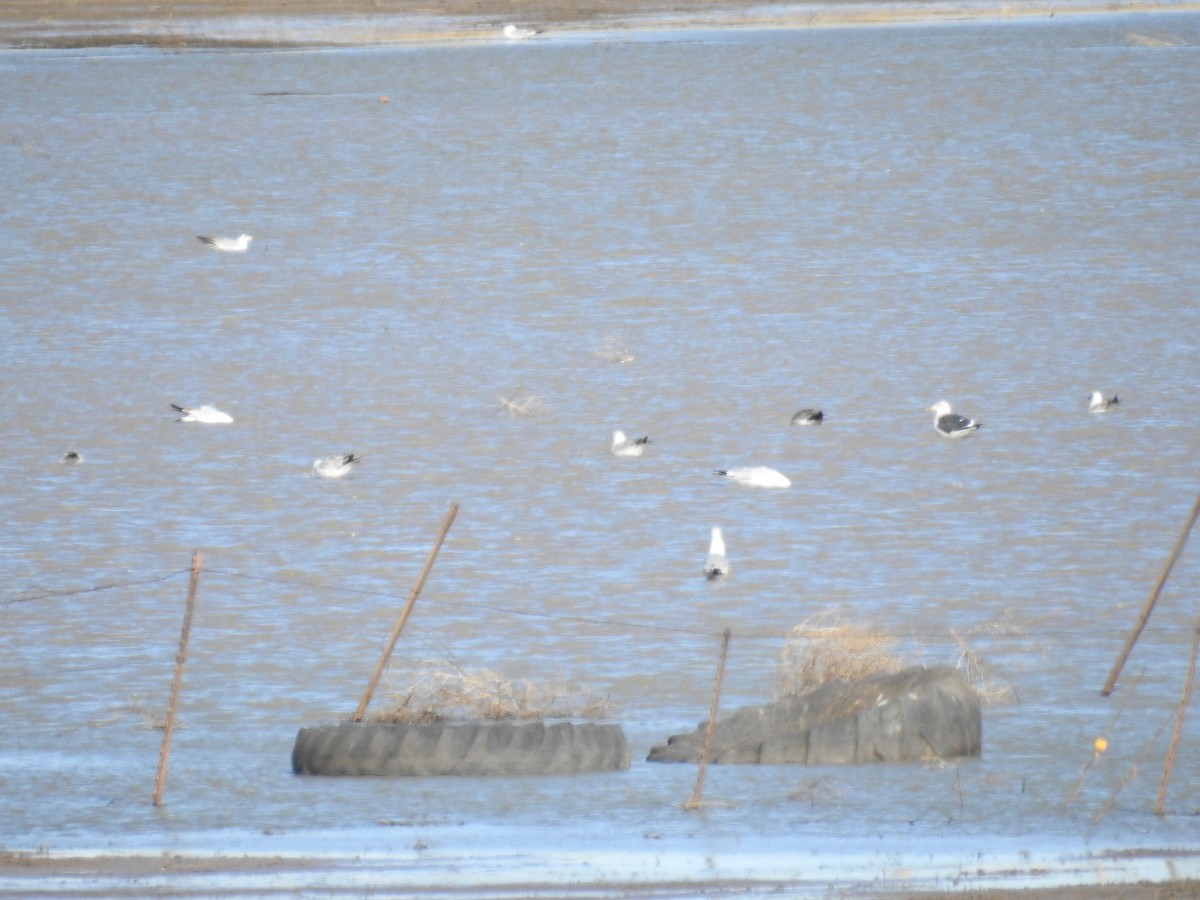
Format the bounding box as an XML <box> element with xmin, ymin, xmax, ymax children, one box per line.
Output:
<box><xmin>1155</xmin><ymin>620</ymin><xmax>1200</xmax><ymax>815</ymax></box>
<box><xmin>684</xmin><ymin>628</ymin><xmax>732</xmax><ymax>811</ymax></box>
<box><xmin>153</xmin><ymin>551</ymin><xmax>202</xmax><ymax>807</ymax></box>
<box><xmin>352</xmin><ymin>503</ymin><xmax>458</xmax><ymax>723</ymax></box>
<box><xmin>1102</xmin><ymin>488</ymin><xmax>1200</xmax><ymax>696</ymax></box>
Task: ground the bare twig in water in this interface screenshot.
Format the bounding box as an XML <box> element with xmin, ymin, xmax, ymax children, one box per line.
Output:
<box><xmin>493</xmin><ymin>386</ymin><xmax>549</xmax><ymax>417</ymax></box>
<box><xmin>949</xmin><ymin>625</ymin><xmax>1020</xmax><ymax>706</ymax></box>
<box><xmin>1063</xmin><ymin>673</ymin><xmax>1143</xmax><ymax>813</ymax></box>
<box><xmin>1093</xmin><ymin>704</ymin><xmax>1173</xmax><ymax>825</ymax></box>
<box><xmin>125</xmin><ymin>695</ymin><xmax>169</xmax><ymax>732</ymax></box>
<box><xmin>595</xmin><ymin>336</ymin><xmax>635</xmax><ymax>364</ymax></box>
<box><xmin>788</xmin><ymin>775</ymin><xmax>844</xmax><ymax>808</ymax></box>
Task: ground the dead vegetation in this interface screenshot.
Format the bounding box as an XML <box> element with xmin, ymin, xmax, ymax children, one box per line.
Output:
<box><xmin>493</xmin><ymin>385</ymin><xmax>549</xmax><ymax>418</ymax></box>
<box><xmin>788</xmin><ymin>774</ymin><xmax>845</xmax><ymax>807</ymax></box>
<box><xmin>594</xmin><ymin>336</ymin><xmax>635</xmax><ymax>364</ymax></box>
<box><xmin>371</xmin><ymin>659</ymin><xmax>615</xmax><ymax>723</ymax></box>
<box><xmin>774</xmin><ymin>612</ymin><xmax>905</xmax><ymax>698</ymax></box>
<box><xmin>949</xmin><ymin>622</ymin><xmax>1021</xmax><ymax>706</ymax></box>
<box><xmin>774</xmin><ymin>611</ymin><xmax>1019</xmax><ymax>706</ymax></box>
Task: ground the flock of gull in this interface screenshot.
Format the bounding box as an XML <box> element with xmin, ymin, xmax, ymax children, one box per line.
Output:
<box><xmin>60</xmin><ymin>232</ymin><xmax>1121</xmax><ymax>577</ymax></box>
<box><xmin>60</xmin><ymin>383</ymin><xmax>1125</xmax><ymax>577</ymax></box>
<box><xmin>612</xmin><ymin>389</ymin><xmax>1121</xmax><ymax>579</ymax></box>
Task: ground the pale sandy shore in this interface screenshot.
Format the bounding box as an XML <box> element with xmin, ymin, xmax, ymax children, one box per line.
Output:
<box><xmin>0</xmin><ymin>849</ymin><xmax>1198</xmax><ymax>899</ymax></box>
<box><xmin>1</xmin><ymin>0</ymin><xmax>1198</xmax><ymax>47</ymax></box>
<box><xmin>0</xmin><ymin>849</ymin><xmax>1195</xmax><ymax>897</ymax></box>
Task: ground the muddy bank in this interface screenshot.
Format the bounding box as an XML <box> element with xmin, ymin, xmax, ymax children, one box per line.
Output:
<box><xmin>0</xmin><ymin>851</ymin><xmax>1196</xmax><ymax>898</ymax></box>
<box><xmin>2</xmin><ymin>0</ymin><xmax>1196</xmax><ymax>48</ymax></box>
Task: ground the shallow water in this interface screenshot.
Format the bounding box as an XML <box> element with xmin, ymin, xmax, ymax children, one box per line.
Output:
<box><xmin>1</xmin><ymin>12</ymin><xmax>1200</xmax><ymax>894</ymax></box>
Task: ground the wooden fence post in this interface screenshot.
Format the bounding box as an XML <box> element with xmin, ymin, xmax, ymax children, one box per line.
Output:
<box><xmin>1156</xmin><ymin>620</ymin><xmax>1200</xmax><ymax>815</ymax></box>
<box><xmin>684</xmin><ymin>628</ymin><xmax>732</xmax><ymax>811</ymax></box>
<box><xmin>1102</xmin><ymin>489</ymin><xmax>1200</xmax><ymax>696</ymax></box>
<box><xmin>352</xmin><ymin>503</ymin><xmax>458</xmax><ymax>722</ymax></box>
<box><xmin>153</xmin><ymin>552</ymin><xmax>202</xmax><ymax>807</ymax></box>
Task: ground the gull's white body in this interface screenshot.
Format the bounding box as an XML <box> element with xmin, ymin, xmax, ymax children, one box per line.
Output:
<box><xmin>172</xmin><ymin>404</ymin><xmax>234</xmax><ymax>424</ymax></box>
<box><xmin>704</xmin><ymin>527</ymin><xmax>729</xmax><ymax>580</ymax></box>
<box><xmin>790</xmin><ymin>408</ymin><xmax>824</xmax><ymax>425</ymax></box>
<box><xmin>929</xmin><ymin>400</ymin><xmax>980</xmax><ymax>438</ymax></box>
<box><xmin>503</xmin><ymin>24</ymin><xmax>540</xmax><ymax>39</ymax></box>
<box><xmin>1088</xmin><ymin>391</ymin><xmax>1119</xmax><ymax>412</ymax></box>
<box><xmin>312</xmin><ymin>453</ymin><xmax>363</xmax><ymax>479</ymax></box>
<box><xmin>611</xmin><ymin>430</ymin><xmax>650</xmax><ymax>457</ymax></box>
<box><xmin>197</xmin><ymin>233</ymin><xmax>253</xmax><ymax>253</ymax></box>
<box><xmin>715</xmin><ymin>466</ymin><xmax>791</xmax><ymax>488</ymax></box>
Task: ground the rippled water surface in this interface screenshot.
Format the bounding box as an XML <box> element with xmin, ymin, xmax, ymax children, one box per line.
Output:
<box><xmin>2</xmin><ymin>12</ymin><xmax>1199</xmax><ymax>894</ymax></box>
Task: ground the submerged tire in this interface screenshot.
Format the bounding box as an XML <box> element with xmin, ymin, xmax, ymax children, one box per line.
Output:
<box><xmin>647</xmin><ymin>665</ymin><xmax>981</xmax><ymax>765</ymax></box>
<box><xmin>292</xmin><ymin>720</ymin><xmax>630</xmax><ymax>777</ymax></box>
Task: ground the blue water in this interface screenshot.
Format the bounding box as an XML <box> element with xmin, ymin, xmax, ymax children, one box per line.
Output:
<box><xmin>1</xmin><ymin>11</ymin><xmax>1199</xmax><ymax>895</ymax></box>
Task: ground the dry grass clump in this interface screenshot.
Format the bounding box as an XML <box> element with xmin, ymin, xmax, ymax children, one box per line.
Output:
<box><xmin>949</xmin><ymin>621</ymin><xmax>1023</xmax><ymax>706</ymax></box>
<box><xmin>774</xmin><ymin>612</ymin><xmax>905</xmax><ymax>698</ymax></box>
<box><xmin>773</xmin><ymin>612</ymin><xmax>1021</xmax><ymax>705</ymax></box>
<box><xmin>372</xmin><ymin>659</ymin><xmax>616</xmax><ymax>724</ymax></box>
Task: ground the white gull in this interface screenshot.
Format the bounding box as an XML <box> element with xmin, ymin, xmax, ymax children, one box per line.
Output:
<box><xmin>312</xmin><ymin>453</ymin><xmax>363</xmax><ymax>479</ymax></box>
<box><xmin>714</xmin><ymin>466</ymin><xmax>791</xmax><ymax>488</ymax></box>
<box><xmin>1088</xmin><ymin>391</ymin><xmax>1120</xmax><ymax>412</ymax></box>
<box><xmin>503</xmin><ymin>24</ymin><xmax>541</xmax><ymax>39</ymax></box>
<box><xmin>611</xmin><ymin>430</ymin><xmax>651</xmax><ymax>457</ymax></box>
<box><xmin>928</xmin><ymin>400</ymin><xmax>980</xmax><ymax>438</ymax></box>
<box><xmin>197</xmin><ymin>233</ymin><xmax>253</xmax><ymax>253</ymax></box>
<box><xmin>172</xmin><ymin>403</ymin><xmax>234</xmax><ymax>424</ymax></box>
<box><xmin>704</xmin><ymin>527</ymin><xmax>730</xmax><ymax>580</ymax></box>
<box><xmin>790</xmin><ymin>408</ymin><xmax>824</xmax><ymax>426</ymax></box>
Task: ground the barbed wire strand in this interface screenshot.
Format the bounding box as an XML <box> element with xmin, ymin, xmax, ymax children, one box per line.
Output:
<box><xmin>4</xmin><ymin>563</ymin><xmax>1193</xmax><ymax>648</ymax></box>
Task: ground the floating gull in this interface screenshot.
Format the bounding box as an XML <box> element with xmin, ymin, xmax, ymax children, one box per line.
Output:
<box><xmin>197</xmin><ymin>233</ymin><xmax>253</xmax><ymax>253</ymax></box>
<box><xmin>928</xmin><ymin>400</ymin><xmax>980</xmax><ymax>438</ymax></box>
<box><xmin>611</xmin><ymin>430</ymin><xmax>651</xmax><ymax>457</ymax></box>
<box><xmin>503</xmin><ymin>24</ymin><xmax>541</xmax><ymax>39</ymax></box>
<box><xmin>1088</xmin><ymin>391</ymin><xmax>1120</xmax><ymax>413</ymax></box>
<box><xmin>60</xmin><ymin>450</ymin><xmax>83</xmax><ymax>464</ymax></box>
<box><xmin>714</xmin><ymin>466</ymin><xmax>791</xmax><ymax>488</ymax></box>
<box><xmin>704</xmin><ymin>527</ymin><xmax>729</xmax><ymax>580</ymax></box>
<box><xmin>312</xmin><ymin>453</ymin><xmax>363</xmax><ymax>479</ymax></box>
<box><xmin>790</xmin><ymin>408</ymin><xmax>824</xmax><ymax>426</ymax></box>
<box><xmin>172</xmin><ymin>403</ymin><xmax>234</xmax><ymax>424</ymax></box>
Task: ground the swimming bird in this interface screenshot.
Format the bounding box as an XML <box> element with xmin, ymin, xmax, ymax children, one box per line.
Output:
<box><xmin>714</xmin><ymin>466</ymin><xmax>791</xmax><ymax>488</ymax></box>
<box><xmin>197</xmin><ymin>233</ymin><xmax>253</xmax><ymax>253</ymax></box>
<box><xmin>312</xmin><ymin>453</ymin><xmax>363</xmax><ymax>479</ymax></box>
<box><xmin>1088</xmin><ymin>391</ymin><xmax>1119</xmax><ymax>412</ymax></box>
<box><xmin>790</xmin><ymin>408</ymin><xmax>824</xmax><ymax>426</ymax></box>
<box><xmin>172</xmin><ymin>403</ymin><xmax>234</xmax><ymax>424</ymax></box>
<box><xmin>60</xmin><ymin>450</ymin><xmax>83</xmax><ymax>464</ymax></box>
<box><xmin>503</xmin><ymin>24</ymin><xmax>541</xmax><ymax>39</ymax></box>
<box><xmin>704</xmin><ymin>527</ymin><xmax>729</xmax><ymax>580</ymax></box>
<box><xmin>928</xmin><ymin>401</ymin><xmax>980</xmax><ymax>438</ymax></box>
<box><xmin>611</xmin><ymin>430</ymin><xmax>651</xmax><ymax>457</ymax></box>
